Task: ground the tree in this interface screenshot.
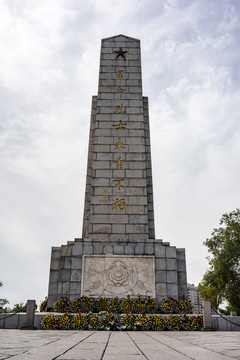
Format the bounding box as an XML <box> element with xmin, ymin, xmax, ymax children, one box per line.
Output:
<box><xmin>11</xmin><ymin>302</ymin><xmax>27</xmax><ymax>313</ymax></box>
<box><xmin>0</xmin><ymin>281</ymin><xmax>10</xmax><ymax>313</ymax></box>
<box><xmin>199</xmin><ymin>209</ymin><xmax>240</xmax><ymax>314</ymax></box>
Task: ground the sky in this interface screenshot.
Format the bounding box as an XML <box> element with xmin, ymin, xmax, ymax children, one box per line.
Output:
<box><xmin>0</xmin><ymin>0</ymin><xmax>240</xmax><ymax>309</ymax></box>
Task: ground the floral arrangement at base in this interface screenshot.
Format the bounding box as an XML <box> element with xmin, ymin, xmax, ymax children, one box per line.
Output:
<box><xmin>41</xmin><ymin>312</ymin><xmax>203</xmax><ymax>331</ymax></box>
<box><xmin>41</xmin><ymin>314</ymin><xmax>59</xmax><ymax>329</ymax></box>
<box><xmin>87</xmin><ymin>314</ymin><xmax>100</xmax><ymax>329</ymax></box>
<box><xmin>122</xmin><ymin>313</ymin><xmax>136</xmax><ymax>329</ymax></box>
<box><xmin>97</xmin><ymin>298</ymin><xmax>108</xmax><ymax>312</ymax></box>
<box><xmin>71</xmin><ymin>299</ymin><xmax>81</xmax><ymax>313</ymax></box>
<box><xmin>150</xmin><ymin>315</ymin><xmax>166</xmax><ymax>330</ymax></box>
<box><xmin>80</xmin><ymin>296</ymin><xmax>94</xmax><ymax>313</ymax></box>
<box><xmin>60</xmin><ymin>313</ymin><xmax>73</xmax><ymax>329</ymax></box>
<box><xmin>121</xmin><ymin>296</ymin><xmax>134</xmax><ymax>313</ymax></box>
<box><xmin>145</xmin><ymin>297</ymin><xmax>157</xmax><ymax>313</ymax></box>
<box><xmin>136</xmin><ymin>314</ymin><xmax>150</xmax><ymax>330</ymax></box>
<box><xmin>52</xmin><ymin>295</ymin><xmax>192</xmax><ymax>316</ymax></box>
<box><xmin>40</xmin><ymin>297</ymin><xmax>48</xmax><ymax>312</ymax></box>
<box><xmin>167</xmin><ymin>315</ymin><xmax>182</xmax><ymax>330</ymax></box>
<box><xmin>161</xmin><ymin>298</ymin><xmax>176</xmax><ymax>313</ymax></box>
<box><xmin>53</xmin><ymin>298</ymin><xmax>70</xmax><ymax>313</ymax></box>
<box><xmin>74</xmin><ymin>313</ymin><xmax>86</xmax><ymax>329</ymax></box>
<box><xmin>102</xmin><ymin>313</ymin><xmax>119</xmax><ymax>330</ymax></box>
<box><xmin>175</xmin><ymin>295</ymin><xmax>193</xmax><ymax>314</ymax></box>
<box><xmin>134</xmin><ymin>296</ymin><xmax>146</xmax><ymax>313</ymax></box>
<box><xmin>108</xmin><ymin>298</ymin><xmax>121</xmax><ymax>313</ymax></box>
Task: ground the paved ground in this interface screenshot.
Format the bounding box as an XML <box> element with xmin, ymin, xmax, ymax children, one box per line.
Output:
<box><xmin>0</xmin><ymin>330</ymin><xmax>240</xmax><ymax>360</ymax></box>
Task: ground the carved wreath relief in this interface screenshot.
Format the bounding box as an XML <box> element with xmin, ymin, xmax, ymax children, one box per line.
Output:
<box><xmin>82</xmin><ymin>255</ymin><xmax>155</xmax><ymax>297</ymax></box>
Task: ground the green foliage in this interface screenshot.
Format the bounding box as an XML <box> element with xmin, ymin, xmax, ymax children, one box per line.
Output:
<box><xmin>0</xmin><ymin>281</ymin><xmax>10</xmax><ymax>313</ymax></box>
<box><xmin>199</xmin><ymin>209</ymin><xmax>240</xmax><ymax>314</ymax></box>
<box><xmin>0</xmin><ymin>298</ymin><xmax>10</xmax><ymax>313</ymax></box>
<box><xmin>12</xmin><ymin>302</ymin><xmax>27</xmax><ymax>312</ymax></box>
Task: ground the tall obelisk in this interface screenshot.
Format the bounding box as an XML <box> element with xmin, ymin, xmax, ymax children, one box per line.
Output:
<box><xmin>47</xmin><ymin>35</ymin><xmax>187</xmax><ymax>309</ymax></box>
<box><xmin>82</xmin><ymin>34</ymin><xmax>155</xmax><ymax>242</ymax></box>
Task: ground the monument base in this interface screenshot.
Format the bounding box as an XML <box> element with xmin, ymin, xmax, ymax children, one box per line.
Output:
<box><xmin>47</xmin><ymin>238</ymin><xmax>187</xmax><ymax>310</ymax></box>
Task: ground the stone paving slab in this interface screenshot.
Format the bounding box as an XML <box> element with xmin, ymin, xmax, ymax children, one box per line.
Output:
<box><xmin>0</xmin><ymin>330</ymin><xmax>240</xmax><ymax>360</ymax></box>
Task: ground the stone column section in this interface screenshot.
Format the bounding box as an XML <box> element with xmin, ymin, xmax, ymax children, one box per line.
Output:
<box><xmin>82</xmin><ymin>35</ymin><xmax>154</xmax><ymax>242</ymax></box>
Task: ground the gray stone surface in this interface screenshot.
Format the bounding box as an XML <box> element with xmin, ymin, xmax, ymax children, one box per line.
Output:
<box><xmin>0</xmin><ymin>330</ymin><xmax>240</xmax><ymax>359</ymax></box>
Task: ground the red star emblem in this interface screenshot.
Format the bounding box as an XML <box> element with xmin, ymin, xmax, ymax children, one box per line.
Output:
<box><xmin>114</xmin><ymin>47</ymin><xmax>128</xmax><ymax>59</ymax></box>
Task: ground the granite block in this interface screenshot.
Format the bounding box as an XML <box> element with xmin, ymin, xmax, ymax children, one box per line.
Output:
<box><xmin>49</xmin><ymin>270</ymin><xmax>59</xmax><ymax>283</ymax></box>
<box><xmin>50</xmin><ymin>259</ymin><xmax>60</xmax><ymax>271</ymax></box>
<box><xmin>156</xmin><ymin>270</ymin><xmax>167</xmax><ymax>283</ymax></box>
<box><xmin>92</xmin><ymin>224</ymin><xmax>112</xmax><ymax>233</ymax></box>
<box><xmin>62</xmin><ymin>282</ymin><xmax>70</xmax><ymax>293</ymax></box>
<box><xmin>145</xmin><ymin>244</ymin><xmax>154</xmax><ymax>255</ymax></box>
<box><xmin>178</xmin><ymin>271</ymin><xmax>187</xmax><ymax>284</ymax></box>
<box><xmin>70</xmin><ymin>270</ymin><xmax>81</xmax><ymax>282</ymax></box>
<box><xmin>176</xmin><ymin>249</ymin><xmax>186</xmax><ymax>260</ymax></box>
<box><xmin>48</xmin><ymin>282</ymin><xmax>58</xmax><ymax>295</ymax></box>
<box><xmin>64</xmin><ymin>257</ymin><xmax>72</xmax><ymax>269</ymax></box>
<box><xmin>113</xmin><ymin>245</ymin><xmax>124</xmax><ymax>254</ymax></box>
<box><xmin>125</xmin><ymin>244</ymin><xmax>135</xmax><ymax>254</ymax></box>
<box><xmin>155</xmin><ymin>283</ymin><xmax>167</xmax><ymax>297</ymax></box>
<box><xmin>129</xmin><ymin>214</ymin><xmax>148</xmax><ymax>224</ymax></box>
<box><xmin>70</xmin><ymin>282</ymin><xmax>81</xmax><ymax>294</ymax></box>
<box><xmin>177</xmin><ymin>260</ymin><xmax>187</xmax><ymax>272</ymax></box>
<box><xmin>51</xmin><ymin>249</ymin><xmax>61</xmax><ymax>259</ymax></box>
<box><xmin>155</xmin><ymin>258</ymin><xmax>166</xmax><ymax>270</ymax></box>
<box><xmin>72</xmin><ymin>244</ymin><xmax>83</xmax><ymax>256</ymax></box>
<box><xmin>61</xmin><ymin>269</ymin><xmax>71</xmax><ymax>282</ymax></box>
<box><xmin>72</xmin><ymin>257</ymin><xmax>82</xmax><ymax>270</ymax></box>
<box><xmin>135</xmin><ymin>243</ymin><xmax>144</xmax><ymax>254</ymax></box>
<box><xmin>167</xmin><ymin>271</ymin><xmax>178</xmax><ymax>283</ymax></box>
<box><xmin>167</xmin><ymin>284</ymin><xmax>178</xmax><ymax>297</ymax></box>
<box><xmin>93</xmin><ymin>243</ymin><xmax>103</xmax><ymax>254</ymax></box>
<box><xmin>83</xmin><ymin>244</ymin><xmax>93</xmax><ymax>254</ymax></box>
<box><xmin>61</xmin><ymin>245</ymin><xmax>72</xmax><ymax>257</ymax></box>
<box><xmin>166</xmin><ymin>246</ymin><xmax>177</xmax><ymax>258</ymax></box>
<box><xmin>112</xmin><ymin>224</ymin><xmax>125</xmax><ymax>233</ymax></box>
<box><xmin>103</xmin><ymin>245</ymin><xmax>113</xmax><ymax>254</ymax></box>
<box><xmin>166</xmin><ymin>259</ymin><xmax>177</xmax><ymax>270</ymax></box>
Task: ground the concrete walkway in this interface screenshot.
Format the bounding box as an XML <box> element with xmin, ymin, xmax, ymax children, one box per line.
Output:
<box><xmin>0</xmin><ymin>330</ymin><xmax>240</xmax><ymax>360</ymax></box>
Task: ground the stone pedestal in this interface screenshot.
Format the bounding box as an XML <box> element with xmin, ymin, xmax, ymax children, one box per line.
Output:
<box><xmin>20</xmin><ymin>300</ymin><xmax>36</xmax><ymax>330</ymax></box>
<box><xmin>47</xmin><ymin>35</ymin><xmax>187</xmax><ymax>310</ymax></box>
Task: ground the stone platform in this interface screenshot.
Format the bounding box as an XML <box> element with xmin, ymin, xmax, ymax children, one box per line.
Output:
<box><xmin>0</xmin><ymin>330</ymin><xmax>240</xmax><ymax>359</ymax></box>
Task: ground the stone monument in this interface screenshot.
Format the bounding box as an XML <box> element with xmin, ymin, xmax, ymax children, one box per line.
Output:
<box><xmin>47</xmin><ymin>34</ymin><xmax>187</xmax><ymax>309</ymax></box>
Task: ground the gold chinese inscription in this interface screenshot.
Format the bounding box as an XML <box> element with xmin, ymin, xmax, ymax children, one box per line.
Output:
<box><xmin>112</xmin><ymin>179</ymin><xmax>125</xmax><ymax>190</ymax></box>
<box><xmin>114</xmin><ymin>86</ymin><xmax>127</xmax><ymax>98</ymax></box>
<box><xmin>114</xmin><ymin>138</ymin><xmax>126</xmax><ymax>150</ymax></box>
<box><xmin>112</xmin><ymin>198</ymin><xmax>126</xmax><ymax>211</ymax></box>
<box><xmin>117</xmin><ymin>70</ymin><xmax>124</xmax><ymax>83</ymax></box>
<box><xmin>114</xmin><ymin>103</ymin><xmax>126</xmax><ymax>114</ymax></box>
<box><xmin>102</xmin><ymin>188</ymin><xmax>109</xmax><ymax>202</ymax></box>
<box><xmin>112</xmin><ymin>120</ymin><xmax>127</xmax><ymax>130</ymax></box>
<box><xmin>113</xmin><ymin>157</ymin><xmax>124</xmax><ymax>170</ymax></box>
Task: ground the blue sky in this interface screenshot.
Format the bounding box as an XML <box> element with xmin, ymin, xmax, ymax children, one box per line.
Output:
<box><xmin>0</xmin><ymin>0</ymin><xmax>240</xmax><ymax>308</ymax></box>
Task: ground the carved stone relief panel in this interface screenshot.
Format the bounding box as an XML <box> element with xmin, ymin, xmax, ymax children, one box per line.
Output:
<box><xmin>81</xmin><ymin>255</ymin><xmax>155</xmax><ymax>297</ymax></box>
